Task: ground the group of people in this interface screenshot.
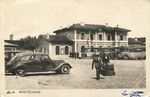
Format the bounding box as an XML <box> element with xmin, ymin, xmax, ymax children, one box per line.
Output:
<box><xmin>69</xmin><ymin>52</ymin><xmax>80</xmax><ymax>59</ymax></box>
<box><xmin>92</xmin><ymin>53</ymin><xmax>110</xmax><ymax>80</ymax></box>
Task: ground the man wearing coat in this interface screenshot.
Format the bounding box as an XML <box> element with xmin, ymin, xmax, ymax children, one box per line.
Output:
<box><xmin>92</xmin><ymin>55</ymin><xmax>103</xmax><ymax>80</ymax></box>
<box><xmin>102</xmin><ymin>53</ymin><xmax>110</xmax><ymax>67</ymax></box>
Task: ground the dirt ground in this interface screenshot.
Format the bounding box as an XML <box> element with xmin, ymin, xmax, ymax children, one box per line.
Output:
<box><xmin>5</xmin><ymin>59</ymin><xmax>146</xmax><ymax>89</ymax></box>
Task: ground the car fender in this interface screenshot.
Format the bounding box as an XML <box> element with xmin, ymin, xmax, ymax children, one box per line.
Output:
<box><xmin>11</xmin><ymin>63</ymin><xmax>26</xmax><ymax>71</ymax></box>
<box><xmin>122</xmin><ymin>53</ymin><xmax>131</xmax><ymax>58</ymax></box>
<box><xmin>53</xmin><ymin>62</ymin><xmax>72</xmax><ymax>71</ymax></box>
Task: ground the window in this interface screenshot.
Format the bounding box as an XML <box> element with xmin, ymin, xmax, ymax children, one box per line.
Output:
<box><xmin>81</xmin><ymin>33</ymin><xmax>85</xmax><ymax>40</ymax></box>
<box><xmin>77</xmin><ymin>33</ymin><xmax>79</xmax><ymax>39</ymax></box>
<box><xmin>20</xmin><ymin>55</ymin><xmax>31</xmax><ymax>61</ymax></box>
<box><xmin>107</xmin><ymin>35</ymin><xmax>111</xmax><ymax>41</ymax></box>
<box><xmin>34</xmin><ymin>55</ymin><xmax>41</xmax><ymax>61</ymax></box>
<box><xmin>99</xmin><ymin>34</ymin><xmax>102</xmax><ymax>40</ymax></box>
<box><xmin>81</xmin><ymin>46</ymin><xmax>85</xmax><ymax>52</ymax></box>
<box><xmin>65</xmin><ymin>46</ymin><xmax>69</xmax><ymax>55</ymax></box>
<box><xmin>56</xmin><ymin>46</ymin><xmax>60</xmax><ymax>55</ymax></box>
<box><xmin>120</xmin><ymin>35</ymin><xmax>123</xmax><ymax>40</ymax></box>
<box><xmin>90</xmin><ymin>34</ymin><xmax>94</xmax><ymax>40</ymax></box>
<box><xmin>41</xmin><ymin>55</ymin><xmax>50</xmax><ymax>60</ymax></box>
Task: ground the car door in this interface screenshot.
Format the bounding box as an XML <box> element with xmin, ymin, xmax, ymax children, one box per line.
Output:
<box><xmin>27</xmin><ymin>55</ymin><xmax>43</xmax><ymax>72</ymax></box>
<box><xmin>41</xmin><ymin>55</ymin><xmax>54</xmax><ymax>71</ymax></box>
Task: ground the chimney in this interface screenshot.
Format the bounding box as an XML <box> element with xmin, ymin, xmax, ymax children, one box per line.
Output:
<box><xmin>67</xmin><ymin>25</ymin><xmax>70</xmax><ymax>28</ymax></box>
<box><xmin>60</xmin><ymin>26</ymin><xmax>62</xmax><ymax>29</ymax></box>
<box><xmin>46</xmin><ymin>33</ymin><xmax>49</xmax><ymax>39</ymax></box>
<box><xmin>80</xmin><ymin>22</ymin><xmax>85</xmax><ymax>26</ymax></box>
<box><xmin>116</xmin><ymin>24</ymin><xmax>119</xmax><ymax>28</ymax></box>
<box><xmin>10</xmin><ymin>34</ymin><xmax>13</xmax><ymax>40</ymax></box>
<box><xmin>105</xmin><ymin>23</ymin><xmax>108</xmax><ymax>27</ymax></box>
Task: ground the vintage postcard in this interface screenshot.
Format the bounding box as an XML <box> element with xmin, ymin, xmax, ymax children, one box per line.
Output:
<box><xmin>0</xmin><ymin>0</ymin><xmax>150</xmax><ymax>97</ymax></box>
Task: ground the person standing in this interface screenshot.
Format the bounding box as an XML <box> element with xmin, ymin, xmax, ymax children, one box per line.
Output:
<box><xmin>101</xmin><ymin>53</ymin><xmax>110</xmax><ymax>75</ymax></box>
<box><xmin>92</xmin><ymin>55</ymin><xmax>103</xmax><ymax>80</ymax></box>
<box><xmin>102</xmin><ymin>53</ymin><xmax>110</xmax><ymax>67</ymax></box>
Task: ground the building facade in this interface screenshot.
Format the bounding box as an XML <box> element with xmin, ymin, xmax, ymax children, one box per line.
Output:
<box><xmin>54</xmin><ymin>23</ymin><xmax>131</xmax><ymax>53</ymax></box>
<box><xmin>36</xmin><ymin>35</ymin><xmax>74</xmax><ymax>58</ymax></box>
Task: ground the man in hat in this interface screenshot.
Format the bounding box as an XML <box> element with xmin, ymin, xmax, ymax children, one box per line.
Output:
<box><xmin>92</xmin><ymin>55</ymin><xmax>103</xmax><ymax>80</ymax></box>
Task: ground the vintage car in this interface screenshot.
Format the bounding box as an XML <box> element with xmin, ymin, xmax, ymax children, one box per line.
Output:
<box><xmin>5</xmin><ymin>53</ymin><xmax>72</xmax><ymax>77</ymax></box>
<box><xmin>117</xmin><ymin>47</ymin><xmax>146</xmax><ymax>60</ymax></box>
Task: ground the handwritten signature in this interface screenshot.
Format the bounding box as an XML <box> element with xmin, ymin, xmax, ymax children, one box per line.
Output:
<box><xmin>122</xmin><ymin>90</ymin><xmax>144</xmax><ymax>97</ymax></box>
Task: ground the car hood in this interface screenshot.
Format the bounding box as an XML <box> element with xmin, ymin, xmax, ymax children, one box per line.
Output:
<box><xmin>51</xmin><ymin>60</ymin><xmax>65</xmax><ymax>67</ymax></box>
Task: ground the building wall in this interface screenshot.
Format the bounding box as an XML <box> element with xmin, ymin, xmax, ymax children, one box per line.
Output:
<box><xmin>75</xmin><ymin>41</ymin><xmax>116</xmax><ymax>52</ymax></box>
<box><xmin>116</xmin><ymin>32</ymin><xmax>128</xmax><ymax>41</ymax></box>
<box><xmin>119</xmin><ymin>42</ymin><xmax>128</xmax><ymax>47</ymax></box>
<box><xmin>76</xmin><ymin>30</ymin><xmax>92</xmax><ymax>40</ymax></box>
<box><xmin>48</xmin><ymin>43</ymin><xmax>73</xmax><ymax>58</ymax></box>
<box><xmin>36</xmin><ymin>38</ymin><xmax>73</xmax><ymax>58</ymax></box>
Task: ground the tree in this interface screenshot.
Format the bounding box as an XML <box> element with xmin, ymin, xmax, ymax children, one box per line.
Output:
<box><xmin>18</xmin><ymin>36</ymin><xmax>40</xmax><ymax>51</ymax></box>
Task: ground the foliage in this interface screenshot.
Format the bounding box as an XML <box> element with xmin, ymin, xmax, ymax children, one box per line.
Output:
<box><xmin>18</xmin><ymin>36</ymin><xmax>40</xmax><ymax>51</ymax></box>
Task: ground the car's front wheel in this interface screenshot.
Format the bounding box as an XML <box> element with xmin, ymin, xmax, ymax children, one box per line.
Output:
<box><xmin>60</xmin><ymin>65</ymin><xmax>70</xmax><ymax>74</ymax></box>
<box><xmin>15</xmin><ymin>69</ymin><xmax>26</xmax><ymax>77</ymax></box>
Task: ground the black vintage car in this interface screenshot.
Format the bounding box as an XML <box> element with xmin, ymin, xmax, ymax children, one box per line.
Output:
<box><xmin>5</xmin><ymin>53</ymin><xmax>72</xmax><ymax>77</ymax></box>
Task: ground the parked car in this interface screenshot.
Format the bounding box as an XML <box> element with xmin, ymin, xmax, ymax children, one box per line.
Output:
<box><xmin>117</xmin><ymin>47</ymin><xmax>146</xmax><ymax>60</ymax></box>
<box><xmin>5</xmin><ymin>53</ymin><xmax>72</xmax><ymax>77</ymax></box>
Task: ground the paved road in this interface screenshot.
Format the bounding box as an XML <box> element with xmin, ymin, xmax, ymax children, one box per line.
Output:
<box><xmin>5</xmin><ymin>59</ymin><xmax>146</xmax><ymax>89</ymax></box>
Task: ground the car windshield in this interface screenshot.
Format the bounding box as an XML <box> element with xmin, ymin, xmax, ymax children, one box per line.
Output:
<box><xmin>6</xmin><ymin>54</ymin><xmax>20</xmax><ymax>65</ymax></box>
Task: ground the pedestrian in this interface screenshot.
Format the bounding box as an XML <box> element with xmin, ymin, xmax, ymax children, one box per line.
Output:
<box><xmin>69</xmin><ymin>52</ymin><xmax>72</xmax><ymax>58</ymax></box>
<box><xmin>102</xmin><ymin>53</ymin><xmax>110</xmax><ymax>67</ymax></box>
<box><xmin>72</xmin><ymin>52</ymin><xmax>75</xmax><ymax>58</ymax></box>
<box><xmin>76</xmin><ymin>52</ymin><xmax>79</xmax><ymax>59</ymax></box>
<box><xmin>92</xmin><ymin>55</ymin><xmax>103</xmax><ymax>80</ymax></box>
<box><xmin>101</xmin><ymin>53</ymin><xmax>110</xmax><ymax>75</ymax></box>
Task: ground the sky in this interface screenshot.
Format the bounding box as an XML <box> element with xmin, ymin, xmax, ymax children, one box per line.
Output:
<box><xmin>1</xmin><ymin>0</ymin><xmax>150</xmax><ymax>40</ymax></box>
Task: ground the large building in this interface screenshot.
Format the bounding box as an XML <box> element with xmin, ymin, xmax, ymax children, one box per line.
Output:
<box><xmin>54</xmin><ymin>23</ymin><xmax>131</xmax><ymax>53</ymax></box>
<box><xmin>36</xmin><ymin>23</ymin><xmax>131</xmax><ymax>58</ymax></box>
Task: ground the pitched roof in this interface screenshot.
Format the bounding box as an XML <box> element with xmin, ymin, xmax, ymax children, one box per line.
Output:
<box><xmin>5</xmin><ymin>42</ymin><xmax>18</xmax><ymax>47</ymax></box>
<box><xmin>39</xmin><ymin>35</ymin><xmax>74</xmax><ymax>43</ymax></box>
<box><xmin>54</xmin><ymin>23</ymin><xmax>131</xmax><ymax>33</ymax></box>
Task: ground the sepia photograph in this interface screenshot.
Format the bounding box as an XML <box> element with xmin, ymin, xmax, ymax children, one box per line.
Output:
<box><xmin>0</xmin><ymin>0</ymin><xmax>150</xmax><ymax>97</ymax></box>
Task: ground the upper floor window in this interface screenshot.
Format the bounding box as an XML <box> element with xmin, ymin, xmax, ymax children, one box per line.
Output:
<box><xmin>99</xmin><ymin>34</ymin><xmax>102</xmax><ymax>40</ymax></box>
<box><xmin>107</xmin><ymin>34</ymin><xmax>111</xmax><ymax>41</ymax></box>
<box><xmin>81</xmin><ymin>33</ymin><xmax>85</xmax><ymax>40</ymax></box>
<box><xmin>120</xmin><ymin>35</ymin><xmax>123</xmax><ymax>40</ymax></box>
<box><xmin>90</xmin><ymin>34</ymin><xmax>94</xmax><ymax>40</ymax></box>
<box><xmin>77</xmin><ymin>33</ymin><xmax>79</xmax><ymax>39</ymax></box>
